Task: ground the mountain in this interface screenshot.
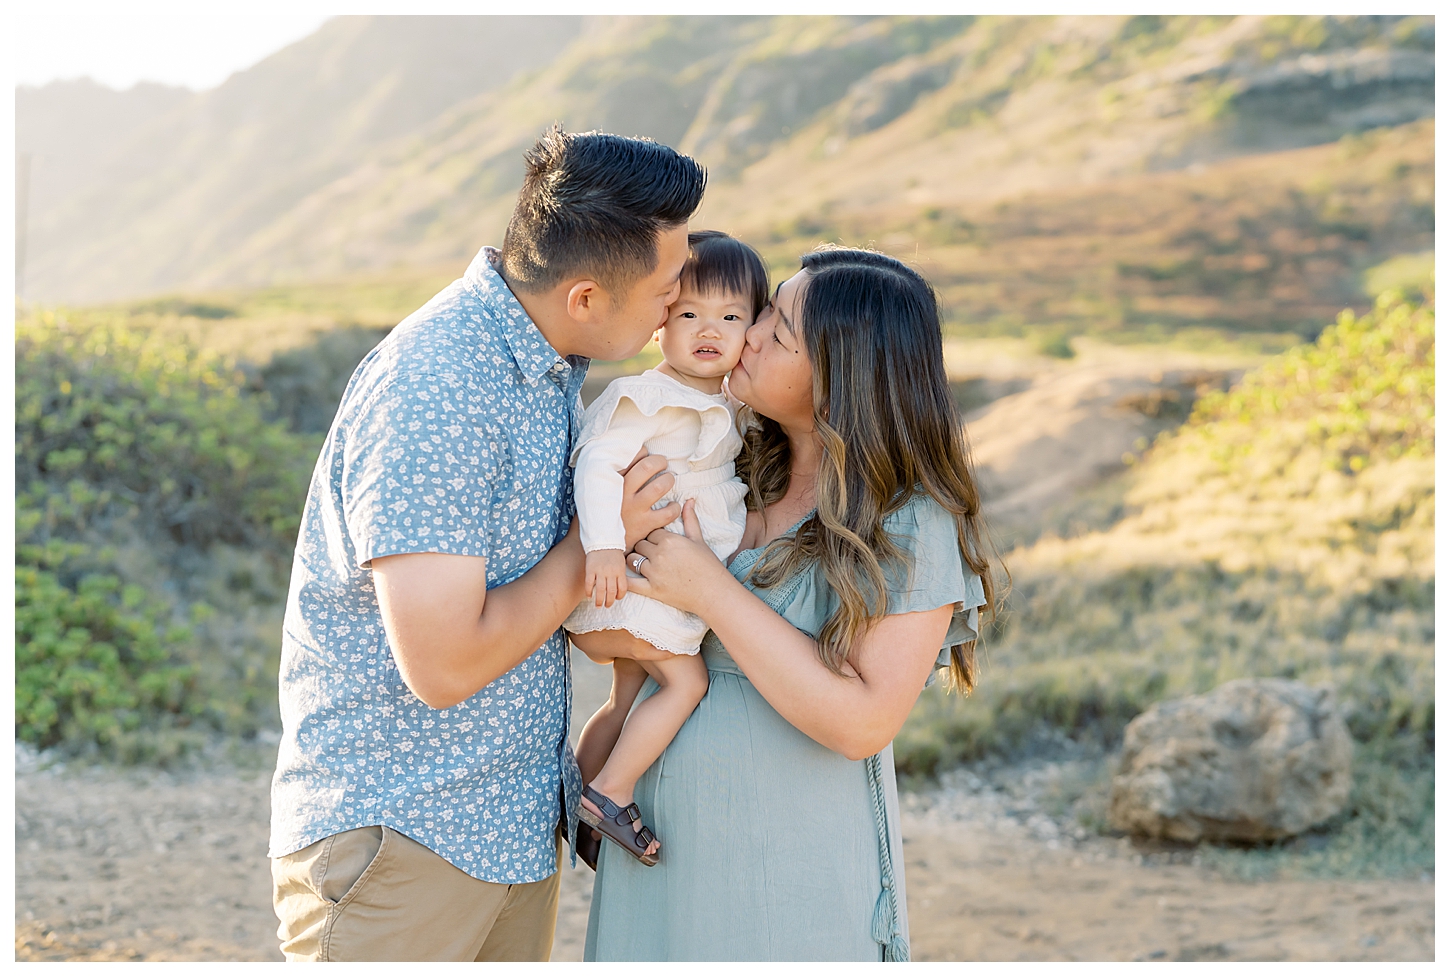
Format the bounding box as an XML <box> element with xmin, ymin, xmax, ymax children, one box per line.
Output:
<box><xmin>17</xmin><ymin>15</ymin><xmax>584</xmax><ymax>303</ymax></box>
<box><xmin>17</xmin><ymin>14</ymin><xmax>1434</xmax><ymax>314</ymax></box>
<box><xmin>16</xmin><ymin>79</ymin><xmax>191</xmax><ymax>228</ymax></box>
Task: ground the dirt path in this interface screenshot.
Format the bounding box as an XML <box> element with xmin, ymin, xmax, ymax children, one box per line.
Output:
<box><xmin>899</xmin><ymin>769</ymin><xmax>1432</xmax><ymax>962</ymax></box>
<box><xmin>14</xmin><ymin>746</ymin><xmax>1431</xmax><ymax>962</ymax></box>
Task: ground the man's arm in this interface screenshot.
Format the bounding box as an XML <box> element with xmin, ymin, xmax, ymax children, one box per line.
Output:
<box><xmin>373</xmin><ymin>452</ymin><xmax>680</xmax><ymax>709</ymax></box>
<box><xmin>373</xmin><ymin>521</ymin><xmax>586</xmax><ymax>709</ymax></box>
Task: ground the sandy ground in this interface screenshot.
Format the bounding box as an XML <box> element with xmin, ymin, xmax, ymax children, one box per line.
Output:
<box><xmin>13</xmin><ymin>749</ymin><xmax>1433</xmax><ymax>962</ymax></box>
<box><xmin>14</xmin><ymin>653</ymin><xmax>1433</xmax><ymax>962</ymax></box>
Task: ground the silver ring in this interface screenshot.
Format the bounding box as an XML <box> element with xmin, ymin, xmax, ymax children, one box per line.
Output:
<box><xmin>631</xmin><ymin>554</ymin><xmax>646</xmax><ymax>571</ymax></box>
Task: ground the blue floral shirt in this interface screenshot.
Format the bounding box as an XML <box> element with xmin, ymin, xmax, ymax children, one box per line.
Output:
<box><xmin>269</xmin><ymin>247</ymin><xmax>585</xmax><ymax>883</ymax></box>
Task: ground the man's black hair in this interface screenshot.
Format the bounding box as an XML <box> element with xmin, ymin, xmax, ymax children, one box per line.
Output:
<box><xmin>501</xmin><ymin>125</ymin><xmax>707</xmax><ymax>295</ymax></box>
<box><xmin>682</xmin><ymin>231</ymin><xmax>770</xmax><ymax>320</ymax></box>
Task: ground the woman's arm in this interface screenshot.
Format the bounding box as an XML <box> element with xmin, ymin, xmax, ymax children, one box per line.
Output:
<box><xmin>629</xmin><ymin>503</ymin><xmax>951</xmax><ymax>760</ymax></box>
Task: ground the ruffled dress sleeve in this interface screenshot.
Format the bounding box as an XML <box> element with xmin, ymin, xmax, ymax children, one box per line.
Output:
<box><xmin>762</xmin><ymin>493</ymin><xmax>986</xmax><ymax>677</ymax></box>
<box><xmin>880</xmin><ymin>493</ymin><xmax>987</xmax><ymax>668</ymax></box>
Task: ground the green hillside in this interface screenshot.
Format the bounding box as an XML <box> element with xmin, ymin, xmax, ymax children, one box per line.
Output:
<box><xmin>770</xmin><ymin>119</ymin><xmax>1432</xmax><ymax>342</ymax></box>
<box><xmin>18</xmin><ymin>13</ymin><xmax>1433</xmax><ymax>326</ymax></box>
<box><xmin>898</xmin><ymin>280</ymin><xmax>1434</xmax><ymax>876</ymax></box>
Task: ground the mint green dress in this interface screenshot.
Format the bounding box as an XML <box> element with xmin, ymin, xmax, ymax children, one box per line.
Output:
<box><xmin>584</xmin><ymin>493</ymin><xmax>986</xmax><ymax>962</ymax></box>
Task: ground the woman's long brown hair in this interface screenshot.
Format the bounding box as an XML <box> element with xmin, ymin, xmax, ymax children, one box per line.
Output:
<box><xmin>736</xmin><ymin>247</ymin><xmax>1000</xmax><ymax>693</ymax></box>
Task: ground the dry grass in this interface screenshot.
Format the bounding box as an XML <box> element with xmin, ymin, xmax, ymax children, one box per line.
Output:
<box><xmin>897</xmin><ymin>283</ymin><xmax>1435</xmax><ymax>878</ymax></box>
<box><xmin>760</xmin><ymin>121</ymin><xmax>1433</xmax><ymax>343</ymax></box>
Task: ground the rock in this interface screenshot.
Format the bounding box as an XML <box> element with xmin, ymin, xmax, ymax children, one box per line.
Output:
<box><xmin>1108</xmin><ymin>679</ymin><xmax>1353</xmax><ymax>843</ymax></box>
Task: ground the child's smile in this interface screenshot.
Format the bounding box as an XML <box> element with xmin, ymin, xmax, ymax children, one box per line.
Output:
<box><xmin>654</xmin><ymin>286</ymin><xmax>753</xmax><ymax>394</ymax></box>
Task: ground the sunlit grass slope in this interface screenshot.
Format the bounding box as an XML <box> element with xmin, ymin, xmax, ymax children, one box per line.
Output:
<box><xmin>897</xmin><ymin>281</ymin><xmax>1434</xmax><ymax>875</ymax></box>
<box><xmin>761</xmin><ymin>120</ymin><xmax>1432</xmax><ymax>344</ymax></box>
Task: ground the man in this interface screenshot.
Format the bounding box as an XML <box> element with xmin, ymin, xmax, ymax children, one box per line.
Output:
<box><xmin>268</xmin><ymin>126</ymin><xmax>706</xmax><ymax>961</ymax></box>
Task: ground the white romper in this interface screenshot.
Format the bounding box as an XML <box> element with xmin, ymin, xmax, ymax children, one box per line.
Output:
<box><xmin>564</xmin><ymin>369</ymin><xmax>749</xmax><ymax>655</ymax></box>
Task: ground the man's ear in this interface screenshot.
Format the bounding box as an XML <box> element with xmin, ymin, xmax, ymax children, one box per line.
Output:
<box><xmin>566</xmin><ymin>279</ymin><xmax>608</xmax><ymax>323</ymax></box>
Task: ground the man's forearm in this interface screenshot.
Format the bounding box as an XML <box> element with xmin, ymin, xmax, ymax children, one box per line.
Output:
<box><xmin>467</xmin><ymin>536</ymin><xmax>586</xmax><ymax>682</ymax></box>
<box><xmin>374</xmin><ymin>528</ymin><xmax>585</xmax><ymax>709</ymax></box>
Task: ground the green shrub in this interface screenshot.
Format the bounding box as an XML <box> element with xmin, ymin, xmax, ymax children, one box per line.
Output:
<box><xmin>1034</xmin><ymin>331</ymin><xmax>1076</xmax><ymax>359</ymax></box>
<box><xmin>14</xmin><ymin>309</ymin><xmax>317</xmax><ymax>757</ymax></box>
<box><xmin>1184</xmin><ymin>285</ymin><xmax>1434</xmax><ymax>473</ymax></box>
<box><xmin>16</xmin><ymin>310</ymin><xmax>312</xmax><ymax>550</ymax></box>
<box><xmin>15</xmin><ymin>556</ymin><xmax>198</xmax><ymax>749</ymax></box>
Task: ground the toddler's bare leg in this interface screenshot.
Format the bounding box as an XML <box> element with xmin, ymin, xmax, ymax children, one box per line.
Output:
<box><xmin>575</xmin><ymin>659</ymin><xmax>649</xmax><ymax>786</ymax></box>
<box><xmin>583</xmin><ymin>653</ymin><xmax>709</xmax><ymax>856</ymax></box>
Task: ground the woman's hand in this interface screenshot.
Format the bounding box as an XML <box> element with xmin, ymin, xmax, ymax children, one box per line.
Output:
<box><xmin>628</xmin><ymin>500</ymin><xmax>736</xmax><ymax>618</ymax></box>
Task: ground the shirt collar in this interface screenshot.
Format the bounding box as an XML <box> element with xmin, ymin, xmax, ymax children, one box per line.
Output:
<box><xmin>464</xmin><ymin>246</ymin><xmax>578</xmax><ymax>388</ymax></box>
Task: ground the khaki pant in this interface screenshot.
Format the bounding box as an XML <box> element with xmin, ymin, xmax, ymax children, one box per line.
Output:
<box><xmin>272</xmin><ymin>825</ymin><xmax>561</xmax><ymax>961</ymax></box>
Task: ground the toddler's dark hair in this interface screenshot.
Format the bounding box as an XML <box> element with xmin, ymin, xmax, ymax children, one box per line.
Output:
<box><xmin>681</xmin><ymin>231</ymin><xmax>770</xmax><ymax>320</ymax></box>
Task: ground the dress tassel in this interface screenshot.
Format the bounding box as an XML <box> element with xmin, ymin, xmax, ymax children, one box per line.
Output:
<box><xmin>866</xmin><ymin>752</ymin><xmax>911</xmax><ymax>961</ymax></box>
<box><xmin>871</xmin><ymin>887</ymin><xmax>894</xmax><ymax>945</ymax></box>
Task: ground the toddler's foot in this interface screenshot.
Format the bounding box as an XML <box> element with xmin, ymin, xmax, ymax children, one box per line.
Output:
<box><xmin>580</xmin><ymin>781</ymin><xmax>661</xmax><ymax>858</ymax></box>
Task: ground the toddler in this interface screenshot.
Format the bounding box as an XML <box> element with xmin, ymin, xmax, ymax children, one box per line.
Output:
<box><xmin>566</xmin><ymin>230</ymin><xmax>768</xmax><ymax>867</ymax></box>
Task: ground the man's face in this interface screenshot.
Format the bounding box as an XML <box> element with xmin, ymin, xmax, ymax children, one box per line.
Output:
<box><xmin>588</xmin><ymin>225</ymin><xmax>690</xmax><ymax>361</ymax></box>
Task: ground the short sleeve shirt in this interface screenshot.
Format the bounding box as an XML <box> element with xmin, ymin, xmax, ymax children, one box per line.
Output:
<box><xmin>268</xmin><ymin>246</ymin><xmax>585</xmax><ymax>884</ymax></box>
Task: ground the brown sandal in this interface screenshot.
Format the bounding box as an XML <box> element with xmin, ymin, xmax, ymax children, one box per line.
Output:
<box><xmin>576</xmin><ymin>785</ymin><xmax>660</xmax><ymax>867</ymax></box>
<box><xmin>577</xmin><ymin>826</ymin><xmax>602</xmax><ymax>871</ymax></box>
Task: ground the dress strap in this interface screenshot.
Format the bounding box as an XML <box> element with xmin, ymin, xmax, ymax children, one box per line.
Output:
<box><xmin>758</xmin><ymin>566</ymin><xmax>810</xmax><ymax>615</ymax></box>
<box><xmin>866</xmin><ymin>753</ymin><xmax>910</xmax><ymax>961</ymax></box>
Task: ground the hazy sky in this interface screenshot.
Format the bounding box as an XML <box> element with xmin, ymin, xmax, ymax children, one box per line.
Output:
<box><xmin>14</xmin><ymin>10</ymin><xmax>333</xmax><ymax>92</ymax></box>
<box><xmin>11</xmin><ymin>2</ymin><xmax>921</xmax><ymax>92</ymax></box>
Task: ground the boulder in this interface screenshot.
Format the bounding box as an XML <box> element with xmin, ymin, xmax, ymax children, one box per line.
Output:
<box><xmin>1108</xmin><ymin>679</ymin><xmax>1353</xmax><ymax>843</ymax></box>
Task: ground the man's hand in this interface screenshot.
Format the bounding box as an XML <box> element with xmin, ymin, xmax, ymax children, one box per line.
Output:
<box><xmin>585</xmin><ymin>549</ymin><xmax>629</xmax><ymax>608</ymax></box>
<box><xmin>620</xmin><ymin>450</ymin><xmax>679</xmax><ymax>550</ymax></box>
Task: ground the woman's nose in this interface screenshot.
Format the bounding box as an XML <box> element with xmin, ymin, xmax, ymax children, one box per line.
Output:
<box><xmin>744</xmin><ymin>319</ymin><xmax>766</xmax><ymax>351</ymax></box>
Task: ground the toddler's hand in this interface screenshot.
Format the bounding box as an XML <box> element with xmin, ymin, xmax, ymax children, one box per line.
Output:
<box><xmin>585</xmin><ymin>549</ymin><xmax>629</xmax><ymax>608</ymax></box>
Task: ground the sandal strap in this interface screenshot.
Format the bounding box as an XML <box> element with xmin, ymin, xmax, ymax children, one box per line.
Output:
<box><xmin>583</xmin><ymin>785</ymin><xmax>647</xmax><ymax>829</ymax></box>
<box><xmin>634</xmin><ymin>825</ymin><xmax>657</xmax><ymax>849</ymax></box>
<box><xmin>582</xmin><ymin>784</ymin><xmax>623</xmax><ymax>820</ymax></box>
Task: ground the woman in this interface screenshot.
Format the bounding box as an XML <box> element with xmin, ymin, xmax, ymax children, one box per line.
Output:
<box><xmin>573</xmin><ymin>248</ymin><xmax>998</xmax><ymax>961</ymax></box>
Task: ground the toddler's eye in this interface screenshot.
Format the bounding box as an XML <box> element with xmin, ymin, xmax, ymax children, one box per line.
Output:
<box><xmin>724</xmin><ymin>314</ymin><xmax>740</xmax><ymax>321</ymax></box>
<box><xmin>679</xmin><ymin>312</ymin><xmax>696</xmax><ymax>319</ymax></box>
